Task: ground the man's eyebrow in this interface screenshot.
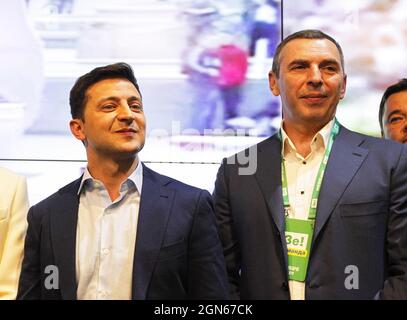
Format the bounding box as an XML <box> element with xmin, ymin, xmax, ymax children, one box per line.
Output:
<box><xmin>287</xmin><ymin>59</ymin><xmax>341</xmax><ymax>68</ymax></box>
<box><xmin>319</xmin><ymin>59</ymin><xmax>341</xmax><ymax>67</ymax></box>
<box><xmin>387</xmin><ymin>109</ymin><xmax>402</xmax><ymax>120</ymax></box>
<box><xmin>287</xmin><ymin>59</ymin><xmax>309</xmax><ymax>67</ymax></box>
<box><xmin>97</xmin><ymin>96</ymin><xmax>142</xmax><ymax>104</ymax></box>
<box><xmin>128</xmin><ymin>96</ymin><xmax>142</xmax><ymax>103</ymax></box>
<box><xmin>97</xmin><ymin>96</ymin><xmax>119</xmax><ymax>104</ymax></box>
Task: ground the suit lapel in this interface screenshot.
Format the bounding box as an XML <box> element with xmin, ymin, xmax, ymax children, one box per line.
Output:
<box><xmin>312</xmin><ymin>127</ymin><xmax>369</xmax><ymax>246</ymax></box>
<box><xmin>132</xmin><ymin>165</ymin><xmax>174</xmax><ymax>300</ymax></box>
<box><xmin>50</xmin><ymin>178</ymin><xmax>81</xmax><ymax>300</ymax></box>
<box><xmin>254</xmin><ymin>135</ymin><xmax>288</xmax><ymax>268</ymax></box>
<box><xmin>254</xmin><ymin>128</ymin><xmax>369</xmax><ymax>269</ymax></box>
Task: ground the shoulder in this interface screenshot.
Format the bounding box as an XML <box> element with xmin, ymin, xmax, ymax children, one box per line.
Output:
<box><xmin>0</xmin><ymin>167</ymin><xmax>25</xmax><ymax>185</ymax></box>
<box><xmin>0</xmin><ymin>167</ymin><xmax>27</xmax><ymax>204</ymax></box>
<box><xmin>29</xmin><ymin>177</ymin><xmax>81</xmax><ymax>216</ymax></box>
<box><xmin>142</xmin><ymin>164</ymin><xmax>209</xmax><ymax>198</ymax></box>
<box><xmin>219</xmin><ymin>134</ymin><xmax>279</xmax><ymax>177</ymax></box>
<box><xmin>341</xmin><ymin>126</ymin><xmax>406</xmax><ymax>154</ymax></box>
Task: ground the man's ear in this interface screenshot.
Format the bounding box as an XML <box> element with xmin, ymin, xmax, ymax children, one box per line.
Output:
<box><xmin>69</xmin><ymin>119</ymin><xmax>86</xmax><ymax>143</ymax></box>
<box><xmin>340</xmin><ymin>74</ymin><xmax>347</xmax><ymax>100</ymax></box>
<box><xmin>268</xmin><ymin>71</ymin><xmax>280</xmax><ymax>96</ymax></box>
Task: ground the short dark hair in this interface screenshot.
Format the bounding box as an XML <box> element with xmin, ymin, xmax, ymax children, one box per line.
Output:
<box><xmin>69</xmin><ymin>62</ymin><xmax>141</xmax><ymax>120</ymax></box>
<box><xmin>379</xmin><ymin>78</ymin><xmax>407</xmax><ymax>135</ymax></box>
<box><xmin>271</xmin><ymin>29</ymin><xmax>345</xmax><ymax>77</ymax></box>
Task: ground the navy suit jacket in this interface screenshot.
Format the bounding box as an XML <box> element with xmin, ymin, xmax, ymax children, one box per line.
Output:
<box><xmin>213</xmin><ymin>125</ymin><xmax>407</xmax><ymax>299</ymax></box>
<box><xmin>17</xmin><ymin>164</ymin><xmax>229</xmax><ymax>299</ymax></box>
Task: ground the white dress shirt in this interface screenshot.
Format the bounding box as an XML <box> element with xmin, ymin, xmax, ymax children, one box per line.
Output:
<box><xmin>75</xmin><ymin>162</ymin><xmax>143</xmax><ymax>300</ymax></box>
<box><xmin>280</xmin><ymin>119</ymin><xmax>334</xmax><ymax>300</ymax></box>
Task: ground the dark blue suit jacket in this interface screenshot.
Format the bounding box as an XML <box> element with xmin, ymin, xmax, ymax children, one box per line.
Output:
<box><xmin>213</xmin><ymin>125</ymin><xmax>407</xmax><ymax>299</ymax></box>
<box><xmin>17</xmin><ymin>164</ymin><xmax>229</xmax><ymax>299</ymax></box>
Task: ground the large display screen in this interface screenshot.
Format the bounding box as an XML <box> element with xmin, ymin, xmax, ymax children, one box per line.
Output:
<box><xmin>0</xmin><ymin>0</ymin><xmax>282</xmax><ymax>160</ymax></box>
<box><xmin>1</xmin><ymin>0</ymin><xmax>406</xmax><ymax>205</ymax></box>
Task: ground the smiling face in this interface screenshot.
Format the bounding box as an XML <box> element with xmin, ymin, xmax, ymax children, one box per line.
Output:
<box><xmin>69</xmin><ymin>78</ymin><xmax>146</xmax><ymax>161</ymax></box>
<box><xmin>269</xmin><ymin>38</ymin><xmax>347</xmax><ymax>130</ymax></box>
<box><xmin>382</xmin><ymin>91</ymin><xmax>407</xmax><ymax>143</ymax></box>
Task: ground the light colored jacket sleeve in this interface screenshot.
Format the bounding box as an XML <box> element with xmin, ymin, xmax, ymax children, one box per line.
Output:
<box><xmin>0</xmin><ymin>169</ymin><xmax>29</xmax><ymax>299</ymax></box>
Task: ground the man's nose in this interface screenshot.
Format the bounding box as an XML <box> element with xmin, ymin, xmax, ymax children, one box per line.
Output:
<box><xmin>307</xmin><ymin>65</ymin><xmax>323</xmax><ymax>87</ymax></box>
<box><xmin>117</xmin><ymin>104</ymin><xmax>134</xmax><ymax>121</ymax></box>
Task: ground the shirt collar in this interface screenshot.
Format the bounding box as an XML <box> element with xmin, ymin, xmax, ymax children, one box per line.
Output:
<box><xmin>280</xmin><ymin>118</ymin><xmax>335</xmax><ymax>157</ymax></box>
<box><xmin>77</xmin><ymin>159</ymin><xmax>143</xmax><ymax>195</ymax></box>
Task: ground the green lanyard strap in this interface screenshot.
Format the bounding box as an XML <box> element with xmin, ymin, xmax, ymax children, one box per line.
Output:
<box><xmin>280</xmin><ymin>118</ymin><xmax>340</xmax><ymax>220</ymax></box>
<box><xmin>278</xmin><ymin>118</ymin><xmax>340</xmax><ymax>282</ymax></box>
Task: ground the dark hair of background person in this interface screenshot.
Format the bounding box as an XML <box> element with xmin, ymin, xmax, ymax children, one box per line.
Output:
<box><xmin>378</xmin><ymin>78</ymin><xmax>407</xmax><ymax>135</ymax></box>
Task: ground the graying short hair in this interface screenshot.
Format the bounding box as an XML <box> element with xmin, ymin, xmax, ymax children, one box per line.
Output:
<box><xmin>271</xmin><ymin>29</ymin><xmax>345</xmax><ymax>77</ymax></box>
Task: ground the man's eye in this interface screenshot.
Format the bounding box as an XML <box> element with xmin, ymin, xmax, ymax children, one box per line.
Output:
<box><xmin>130</xmin><ymin>104</ymin><xmax>143</xmax><ymax>111</ymax></box>
<box><xmin>102</xmin><ymin>105</ymin><xmax>114</xmax><ymax>110</ymax></box>
<box><xmin>323</xmin><ymin>66</ymin><xmax>337</xmax><ymax>72</ymax></box>
<box><xmin>389</xmin><ymin>116</ymin><xmax>403</xmax><ymax>124</ymax></box>
<box><xmin>292</xmin><ymin>65</ymin><xmax>305</xmax><ymax>70</ymax></box>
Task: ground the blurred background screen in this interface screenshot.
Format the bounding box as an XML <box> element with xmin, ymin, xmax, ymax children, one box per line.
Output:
<box><xmin>283</xmin><ymin>0</ymin><xmax>407</xmax><ymax>136</ymax></box>
<box><xmin>0</xmin><ymin>0</ymin><xmax>405</xmax><ymax>205</ymax></box>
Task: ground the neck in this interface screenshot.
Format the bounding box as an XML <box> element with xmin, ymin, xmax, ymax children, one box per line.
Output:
<box><xmin>282</xmin><ymin>119</ymin><xmax>328</xmax><ymax>158</ymax></box>
<box><xmin>87</xmin><ymin>153</ymin><xmax>139</xmax><ymax>201</ymax></box>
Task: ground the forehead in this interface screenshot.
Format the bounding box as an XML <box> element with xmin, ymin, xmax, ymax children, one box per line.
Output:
<box><xmin>279</xmin><ymin>38</ymin><xmax>342</xmax><ymax>65</ymax></box>
<box><xmin>385</xmin><ymin>91</ymin><xmax>407</xmax><ymax>112</ymax></box>
<box><xmin>86</xmin><ymin>78</ymin><xmax>140</xmax><ymax>101</ymax></box>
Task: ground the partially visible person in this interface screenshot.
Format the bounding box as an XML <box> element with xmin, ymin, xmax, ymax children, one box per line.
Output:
<box><xmin>0</xmin><ymin>167</ymin><xmax>29</xmax><ymax>299</ymax></box>
<box><xmin>379</xmin><ymin>78</ymin><xmax>407</xmax><ymax>143</ymax></box>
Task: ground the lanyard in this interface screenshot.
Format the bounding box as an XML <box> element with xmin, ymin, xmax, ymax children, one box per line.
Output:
<box><xmin>278</xmin><ymin>118</ymin><xmax>340</xmax><ymax>282</ymax></box>
<box><xmin>280</xmin><ymin>118</ymin><xmax>340</xmax><ymax>220</ymax></box>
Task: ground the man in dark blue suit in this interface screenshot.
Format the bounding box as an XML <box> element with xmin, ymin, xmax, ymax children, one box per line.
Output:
<box><xmin>17</xmin><ymin>62</ymin><xmax>228</xmax><ymax>300</ymax></box>
<box><xmin>213</xmin><ymin>30</ymin><xmax>407</xmax><ymax>299</ymax></box>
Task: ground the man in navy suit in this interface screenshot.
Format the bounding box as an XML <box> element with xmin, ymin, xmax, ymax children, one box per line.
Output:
<box><xmin>17</xmin><ymin>62</ymin><xmax>228</xmax><ymax>300</ymax></box>
<box><xmin>213</xmin><ymin>30</ymin><xmax>407</xmax><ymax>299</ymax></box>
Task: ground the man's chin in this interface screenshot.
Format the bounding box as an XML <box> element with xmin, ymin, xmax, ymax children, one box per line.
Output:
<box><xmin>111</xmin><ymin>144</ymin><xmax>144</xmax><ymax>159</ymax></box>
<box><xmin>301</xmin><ymin>113</ymin><xmax>333</xmax><ymax>124</ymax></box>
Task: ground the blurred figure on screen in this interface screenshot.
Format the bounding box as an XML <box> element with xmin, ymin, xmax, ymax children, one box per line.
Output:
<box><xmin>185</xmin><ymin>31</ymin><xmax>248</xmax><ymax>133</ymax></box>
<box><xmin>184</xmin><ymin>31</ymin><xmax>221</xmax><ymax>133</ymax></box>
<box><xmin>379</xmin><ymin>79</ymin><xmax>407</xmax><ymax>144</ymax></box>
<box><xmin>0</xmin><ymin>167</ymin><xmax>29</xmax><ymax>300</ymax></box>
<box><xmin>17</xmin><ymin>62</ymin><xmax>228</xmax><ymax>300</ymax></box>
<box><xmin>215</xmin><ymin>38</ymin><xmax>248</xmax><ymax>130</ymax></box>
<box><xmin>248</xmin><ymin>0</ymin><xmax>280</xmax><ymax>58</ymax></box>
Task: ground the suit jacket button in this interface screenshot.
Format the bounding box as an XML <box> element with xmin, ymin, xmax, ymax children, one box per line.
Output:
<box><xmin>281</xmin><ymin>282</ymin><xmax>288</xmax><ymax>290</ymax></box>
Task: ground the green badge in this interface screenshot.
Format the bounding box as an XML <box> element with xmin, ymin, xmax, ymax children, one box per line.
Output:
<box><xmin>285</xmin><ymin>218</ymin><xmax>314</xmax><ymax>282</ymax></box>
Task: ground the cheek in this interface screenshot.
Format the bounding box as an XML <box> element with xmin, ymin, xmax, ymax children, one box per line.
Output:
<box><xmin>137</xmin><ymin>115</ymin><xmax>146</xmax><ymax>129</ymax></box>
<box><xmin>386</xmin><ymin>126</ymin><xmax>399</xmax><ymax>138</ymax></box>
